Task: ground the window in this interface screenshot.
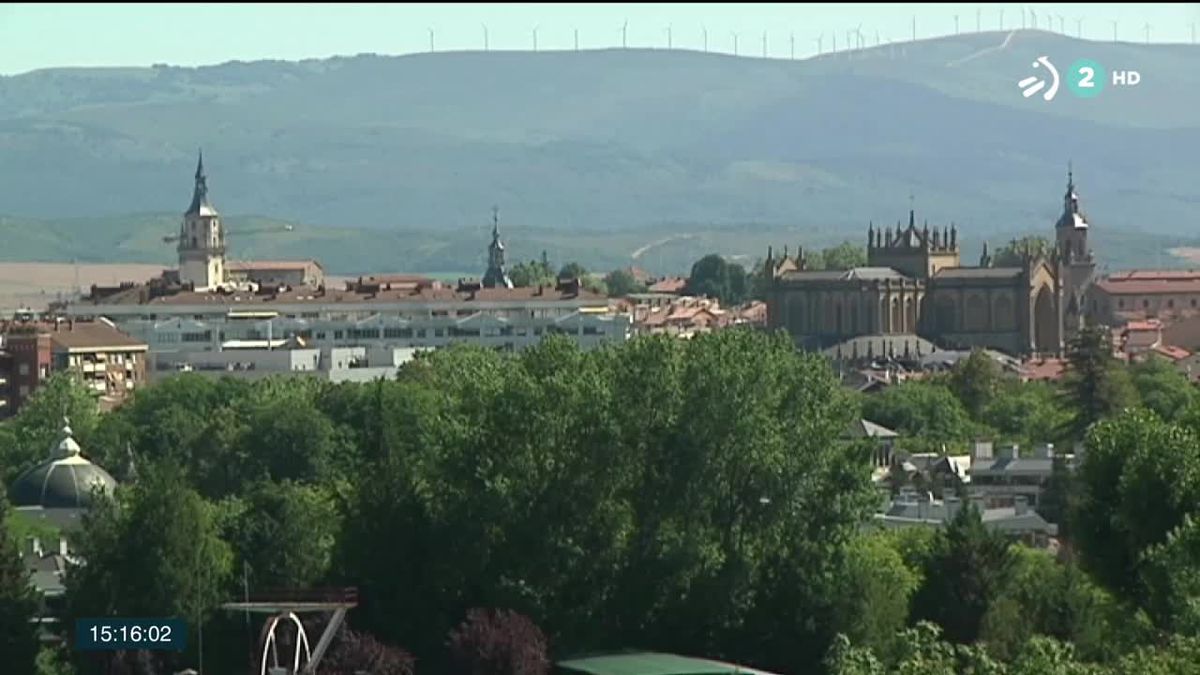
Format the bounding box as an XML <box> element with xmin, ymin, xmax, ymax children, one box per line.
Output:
<box><xmin>333</xmin><ymin>330</ymin><xmax>344</xmax><ymax>340</ymax></box>
<box><xmin>182</xmin><ymin>331</ymin><xmax>211</xmax><ymax>343</ymax></box>
<box><xmin>19</xmin><ymin>385</ymin><xmax>29</xmax><ymax>397</ymax></box>
<box><xmin>1169</xmin><ymin>299</ymin><xmax>1175</xmax><ymax>309</ymax></box>
<box><xmin>450</xmin><ymin>327</ymin><xmax>480</xmax><ymax>337</ymax></box>
<box><xmin>39</xmin><ymin>365</ymin><xmax>49</xmax><ymax>378</ymax></box>
<box><xmin>583</xmin><ymin>326</ymin><xmax>600</xmax><ymax>335</ymax></box>
<box><xmin>433</xmin><ymin>328</ymin><xmax>446</xmax><ymax>338</ymax></box>
<box><xmin>348</xmin><ymin>328</ymin><xmax>380</xmax><ymax>340</ymax></box>
<box><xmin>383</xmin><ymin>328</ymin><xmax>413</xmax><ymax>339</ymax></box>
<box><xmin>1193</xmin><ymin>299</ymin><xmax>1198</xmax><ymax>308</ymax></box>
<box><xmin>18</xmin><ymin>363</ymin><xmax>28</xmax><ymax>376</ymax></box>
<box><xmin>1118</xmin><ymin>299</ymin><xmax>1125</xmax><ymax>309</ymax></box>
<box><xmin>1143</xmin><ymin>299</ymin><xmax>1150</xmax><ymax>309</ymax></box>
<box><xmin>316</xmin><ymin>332</ymin><xmax>326</xmax><ymax>340</ymax></box>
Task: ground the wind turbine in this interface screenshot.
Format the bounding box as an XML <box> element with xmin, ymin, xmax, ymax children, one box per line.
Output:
<box><xmin>702</xmin><ymin>25</ymin><xmax>709</xmax><ymax>52</ymax></box>
<box><xmin>762</xmin><ymin>30</ymin><xmax>768</xmax><ymax>57</ymax></box>
<box><xmin>1020</xmin><ymin>7</ymin><xmax>1026</xmax><ymax>30</ymax></box>
<box><xmin>482</xmin><ymin>23</ymin><xmax>489</xmax><ymax>51</ymax></box>
<box><xmin>621</xmin><ymin>20</ymin><xmax>628</xmax><ymax>48</ymax></box>
<box><xmin>1058</xmin><ymin>15</ymin><xmax>1066</xmax><ymax>34</ymax></box>
<box><xmin>1192</xmin><ymin>22</ymin><xmax>1196</xmax><ymax>44</ymax></box>
<box><xmin>1112</xmin><ymin>20</ymin><xmax>1118</xmax><ymax>41</ymax></box>
<box><xmin>911</xmin><ymin>15</ymin><xmax>916</xmax><ymax>41</ymax></box>
<box><xmin>732</xmin><ymin>31</ymin><xmax>739</xmax><ymax>55</ymax></box>
<box><xmin>832</xmin><ymin>32</ymin><xmax>837</xmax><ymax>52</ymax></box>
<box><xmin>856</xmin><ymin>23</ymin><xmax>864</xmax><ymax>49</ymax></box>
<box><xmin>666</xmin><ymin>24</ymin><xmax>672</xmax><ymax>49</ymax></box>
<box><xmin>999</xmin><ymin>8</ymin><xmax>1004</xmax><ymax>30</ymax></box>
<box><xmin>532</xmin><ymin>25</ymin><xmax>538</xmax><ymax>52</ymax></box>
<box><xmin>954</xmin><ymin>14</ymin><xmax>960</xmax><ymax>35</ymax></box>
<box><xmin>789</xmin><ymin>31</ymin><xmax>795</xmax><ymax>59</ymax></box>
<box><xmin>875</xmin><ymin>29</ymin><xmax>880</xmax><ymax>46</ymax></box>
<box><xmin>574</xmin><ymin>27</ymin><xmax>579</xmax><ymax>51</ymax></box>
<box><xmin>1144</xmin><ymin>22</ymin><xmax>1151</xmax><ymax>44</ymax></box>
<box><xmin>1076</xmin><ymin>17</ymin><xmax>1083</xmax><ymax>39</ymax></box>
<box><xmin>428</xmin><ymin>27</ymin><xmax>435</xmax><ymax>52</ymax></box>
<box><xmin>815</xmin><ymin>33</ymin><xmax>823</xmax><ymax>55</ymax></box>
<box><xmin>1030</xmin><ymin>8</ymin><xmax>1037</xmax><ymax>30</ymax></box>
<box><xmin>976</xmin><ymin>8</ymin><xmax>981</xmax><ymax>32</ymax></box>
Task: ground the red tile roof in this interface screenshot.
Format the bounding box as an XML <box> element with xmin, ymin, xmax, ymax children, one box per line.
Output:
<box><xmin>1021</xmin><ymin>358</ymin><xmax>1066</xmax><ymax>381</ymax></box>
<box><xmin>1153</xmin><ymin>345</ymin><xmax>1192</xmax><ymax>361</ymax></box>
<box><xmin>1096</xmin><ymin>273</ymin><xmax>1200</xmax><ymax>295</ymax></box>
<box><xmin>648</xmin><ymin>277</ymin><xmax>688</xmax><ymax>294</ymax></box>
<box><xmin>1124</xmin><ymin>319</ymin><xmax>1164</xmax><ymax>332</ymax></box>
<box><xmin>79</xmin><ymin>282</ymin><xmax>606</xmax><ymax>307</ymax></box>
<box><xmin>228</xmin><ymin>260</ymin><xmax>323</xmax><ymax>271</ymax></box>
<box><xmin>2</xmin><ymin>319</ymin><xmax>146</xmax><ymax>351</ymax></box>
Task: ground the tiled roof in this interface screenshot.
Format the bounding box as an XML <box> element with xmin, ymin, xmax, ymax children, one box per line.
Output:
<box><xmin>780</xmin><ymin>267</ymin><xmax>909</xmax><ymax>282</ymax></box>
<box><xmin>1095</xmin><ymin>276</ymin><xmax>1200</xmax><ymax>295</ymax></box>
<box><xmin>228</xmin><ymin>260</ymin><xmax>323</xmax><ymax>271</ymax></box>
<box><xmin>2</xmin><ymin>319</ymin><xmax>146</xmax><ymax>351</ymax></box>
<box><xmin>1021</xmin><ymin>358</ymin><xmax>1066</xmax><ymax>381</ymax></box>
<box><xmin>1153</xmin><ymin>345</ymin><xmax>1191</xmax><ymax>361</ymax></box>
<box><xmin>647</xmin><ymin>277</ymin><xmax>688</xmax><ymax>294</ymax></box>
<box><xmin>77</xmin><ymin>283</ymin><xmax>605</xmax><ymax>307</ymax></box>
<box><xmin>1125</xmin><ymin>319</ymin><xmax>1163</xmax><ymax>332</ymax></box>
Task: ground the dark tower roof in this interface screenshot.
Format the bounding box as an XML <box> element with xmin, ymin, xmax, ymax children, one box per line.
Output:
<box><xmin>1056</xmin><ymin>163</ymin><xmax>1088</xmax><ymax>230</ymax></box>
<box><xmin>186</xmin><ymin>150</ymin><xmax>217</xmax><ymax>217</ymax></box>
<box><xmin>482</xmin><ymin>206</ymin><xmax>513</xmax><ymax>289</ymax></box>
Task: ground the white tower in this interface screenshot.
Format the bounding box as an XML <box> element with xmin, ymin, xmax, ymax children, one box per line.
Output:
<box><xmin>178</xmin><ymin>151</ymin><xmax>226</xmax><ymax>291</ymax></box>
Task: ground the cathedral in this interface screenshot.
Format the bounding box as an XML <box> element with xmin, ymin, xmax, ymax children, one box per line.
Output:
<box><xmin>765</xmin><ymin>170</ymin><xmax>1096</xmax><ymax>358</ymax></box>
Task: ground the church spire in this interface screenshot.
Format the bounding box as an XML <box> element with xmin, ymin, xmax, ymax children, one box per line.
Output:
<box><xmin>482</xmin><ymin>206</ymin><xmax>513</xmax><ymax>289</ymax></box>
<box><xmin>186</xmin><ymin>148</ymin><xmax>214</xmax><ymax>216</ymax></box>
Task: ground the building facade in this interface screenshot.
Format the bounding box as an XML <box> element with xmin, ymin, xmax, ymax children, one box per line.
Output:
<box><xmin>766</xmin><ymin>171</ymin><xmax>1094</xmax><ymax>358</ymax></box>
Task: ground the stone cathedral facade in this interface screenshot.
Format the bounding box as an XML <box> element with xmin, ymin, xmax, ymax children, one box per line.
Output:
<box><xmin>765</xmin><ymin>170</ymin><xmax>1096</xmax><ymax>358</ymax></box>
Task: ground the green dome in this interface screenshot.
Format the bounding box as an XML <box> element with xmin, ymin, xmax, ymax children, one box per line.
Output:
<box><xmin>8</xmin><ymin>422</ymin><xmax>117</xmax><ymax>509</ymax></box>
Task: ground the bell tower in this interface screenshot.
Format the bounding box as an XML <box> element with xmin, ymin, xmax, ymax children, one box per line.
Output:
<box><xmin>177</xmin><ymin>151</ymin><xmax>226</xmax><ymax>291</ymax></box>
<box><xmin>1054</xmin><ymin>164</ymin><xmax>1096</xmax><ymax>331</ymax></box>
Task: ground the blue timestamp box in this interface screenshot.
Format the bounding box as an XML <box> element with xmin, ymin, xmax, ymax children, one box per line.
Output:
<box><xmin>75</xmin><ymin>618</ymin><xmax>188</xmax><ymax>651</ymax></box>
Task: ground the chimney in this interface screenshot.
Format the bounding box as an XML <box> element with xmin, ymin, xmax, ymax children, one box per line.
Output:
<box><xmin>972</xmin><ymin>441</ymin><xmax>994</xmax><ymax>460</ymax></box>
<box><xmin>1014</xmin><ymin>495</ymin><xmax>1029</xmax><ymax>516</ymax></box>
<box><xmin>1034</xmin><ymin>443</ymin><xmax>1054</xmax><ymax>460</ymax></box>
<box><xmin>58</xmin><ymin>536</ymin><xmax>69</xmax><ymax>557</ymax></box>
<box><xmin>30</xmin><ymin>537</ymin><xmax>43</xmax><ymax>557</ymax></box>
<box><xmin>998</xmin><ymin>443</ymin><xmax>1019</xmax><ymax>460</ymax></box>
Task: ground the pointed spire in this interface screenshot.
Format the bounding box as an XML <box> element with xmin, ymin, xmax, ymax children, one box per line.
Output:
<box><xmin>783</xmin><ymin>245</ymin><xmax>789</xmax><ymax>259</ymax></box>
<box><xmin>950</xmin><ymin>224</ymin><xmax>957</xmax><ymax>248</ymax></box>
<box><xmin>186</xmin><ymin>149</ymin><xmax>214</xmax><ymax>216</ymax></box>
<box><xmin>195</xmin><ymin>148</ymin><xmax>205</xmax><ymax>180</ymax></box>
<box><xmin>767</xmin><ymin>245</ymin><xmax>774</xmax><ymax>262</ymax></box>
<box><xmin>908</xmin><ymin>208</ymin><xmax>915</xmax><ymax>229</ymax></box>
<box><xmin>491</xmin><ymin>205</ymin><xmax>500</xmax><ymax>239</ymax></box>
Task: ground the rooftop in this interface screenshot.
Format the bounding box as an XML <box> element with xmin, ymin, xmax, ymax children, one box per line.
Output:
<box><xmin>557</xmin><ymin>652</ymin><xmax>780</xmax><ymax>675</ymax></box>
<box><xmin>1095</xmin><ymin>273</ymin><xmax>1200</xmax><ymax>295</ymax></box>
<box><xmin>779</xmin><ymin>267</ymin><xmax>909</xmax><ymax>282</ymax></box>
<box><xmin>2</xmin><ymin>318</ymin><xmax>146</xmax><ymax>351</ymax></box>
<box><xmin>228</xmin><ymin>260</ymin><xmax>323</xmax><ymax>272</ymax></box>
<box><xmin>933</xmin><ymin>267</ymin><xmax>1024</xmax><ymax>280</ymax></box>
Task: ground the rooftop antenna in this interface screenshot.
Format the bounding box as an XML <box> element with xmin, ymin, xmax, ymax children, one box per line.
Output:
<box><xmin>532</xmin><ymin>25</ymin><xmax>538</xmax><ymax>51</ymax></box>
<box><xmin>732</xmin><ymin>31</ymin><xmax>739</xmax><ymax>56</ymax></box>
<box><xmin>428</xmin><ymin>27</ymin><xmax>435</xmax><ymax>52</ymax></box>
<box><xmin>482</xmin><ymin>23</ymin><xmax>489</xmax><ymax>51</ymax></box>
<box><xmin>621</xmin><ymin>19</ymin><xmax>628</xmax><ymax>48</ymax></box>
<box><xmin>702</xmin><ymin>25</ymin><xmax>708</xmax><ymax>52</ymax></box>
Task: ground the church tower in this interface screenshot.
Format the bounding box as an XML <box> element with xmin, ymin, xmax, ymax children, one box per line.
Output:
<box><xmin>177</xmin><ymin>151</ymin><xmax>226</xmax><ymax>291</ymax></box>
<box><xmin>1054</xmin><ymin>164</ymin><xmax>1096</xmax><ymax>331</ymax></box>
<box><xmin>482</xmin><ymin>207</ymin><xmax>513</xmax><ymax>289</ymax></box>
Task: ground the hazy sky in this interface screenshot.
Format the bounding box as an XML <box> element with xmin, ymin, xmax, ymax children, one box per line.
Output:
<box><xmin>2</xmin><ymin>3</ymin><xmax>1198</xmax><ymax>75</ymax></box>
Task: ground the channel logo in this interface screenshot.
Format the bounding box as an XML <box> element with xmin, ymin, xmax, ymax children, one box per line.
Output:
<box><xmin>1018</xmin><ymin>56</ymin><xmax>1141</xmax><ymax>101</ymax></box>
<box><xmin>1017</xmin><ymin>56</ymin><xmax>1060</xmax><ymax>101</ymax></box>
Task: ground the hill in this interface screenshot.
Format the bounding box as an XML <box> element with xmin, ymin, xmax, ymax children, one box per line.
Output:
<box><xmin>0</xmin><ymin>30</ymin><xmax>1198</xmax><ymax>273</ymax></box>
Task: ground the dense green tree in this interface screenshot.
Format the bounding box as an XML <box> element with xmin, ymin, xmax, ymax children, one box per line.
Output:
<box><xmin>1072</xmin><ymin>409</ymin><xmax>1200</xmax><ymax>601</ymax></box>
<box><xmin>911</xmin><ymin>505</ymin><xmax>1016</xmax><ymax>645</ymax></box>
<box><xmin>982</xmin><ymin>381</ymin><xmax>1070</xmax><ymax>446</ymax></box>
<box><xmin>949</xmin><ymin>350</ymin><xmax>1004</xmax><ymax>419</ymax></box>
<box><xmin>510</xmin><ymin>259</ymin><xmax>556</xmax><ymax>288</ymax></box>
<box><xmin>1</xmin><ymin>372</ymin><xmax>100</xmax><ymax>485</ymax></box>
<box><xmin>831</xmin><ymin>533</ymin><xmax>922</xmax><ymax>659</ymax></box>
<box><xmin>1130</xmin><ymin>356</ymin><xmax>1196</xmax><ymax>423</ymax></box>
<box><xmin>0</xmin><ymin>494</ymin><xmax>40</xmax><ymax>673</ymax></box>
<box><xmin>218</xmin><ymin>481</ymin><xmax>341</xmax><ymax>590</ymax></box>
<box><xmin>66</xmin><ymin>462</ymin><xmax>233</xmax><ymax>673</ymax></box>
<box><xmin>1139</xmin><ymin>515</ymin><xmax>1200</xmax><ymax>635</ymax></box>
<box><xmin>558</xmin><ymin>262</ymin><xmax>588</xmax><ymax>279</ymax></box>
<box><xmin>685</xmin><ymin>254</ymin><xmax>748</xmax><ymax>305</ymax></box>
<box><xmin>862</xmin><ymin>381</ymin><xmax>975</xmax><ymax>444</ymax></box>
<box><xmin>994</xmin><ymin>236</ymin><xmax>1054</xmax><ymax>266</ymax></box>
<box><xmin>1059</xmin><ymin>327</ymin><xmax>1138</xmax><ymax>441</ymax></box>
<box><xmin>822</xmin><ymin>241</ymin><xmax>869</xmax><ymax>271</ymax></box>
<box><xmin>603</xmin><ymin>268</ymin><xmax>647</xmax><ymax>297</ymax></box>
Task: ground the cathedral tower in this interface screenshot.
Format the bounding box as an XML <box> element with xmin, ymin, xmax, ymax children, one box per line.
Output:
<box><xmin>482</xmin><ymin>207</ymin><xmax>513</xmax><ymax>289</ymax></box>
<box><xmin>1055</xmin><ymin>164</ymin><xmax>1096</xmax><ymax>331</ymax></box>
<box><xmin>177</xmin><ymin>151</ymin><xmax>226</xmax><ymax>291</ymax></box>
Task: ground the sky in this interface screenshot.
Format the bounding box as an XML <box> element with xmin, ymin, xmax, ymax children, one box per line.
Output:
<box><xmin>1</xmin><ymin>3</ymin><xmax>1199</xmax><ymax>75</ymax></box>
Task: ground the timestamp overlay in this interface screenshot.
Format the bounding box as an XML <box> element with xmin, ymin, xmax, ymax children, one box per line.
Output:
<box><xmin>76</xmin><ymin>618</ymin><xmax>188</xmax><ymax>652</ymax></box>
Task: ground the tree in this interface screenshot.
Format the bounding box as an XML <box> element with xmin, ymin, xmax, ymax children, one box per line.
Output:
<box><xmin>603</xmin><ymin>268</ymin><xmax>647</xmax><ymax>297</ymax></box>
<box><xmin>862</xmin><ymin>381</ymin><xmax>976</xmax><ymax>444</ymax></box>
<box><xmin>219</xmin><ymin>481</ymin><xmax>341</xmax><ymax>590</ymax></box>
<box><xmin>0</xmin><ymin>495</ymin><xmax>40</xmax><ymax>673</ymax></box>
<box><xmin>1</xmin><ymin>372</ymin><xmax>100</xmax><ymax>485</ymax></box>
<box><xmin>831</xmin><ymin>533</ymin><xmax>922</xmax><ymax>659</ymax></box>
<box><xmin>910</xmin><ymin>504</ymin><xmax>1015</xmax><ymax>644</ymax></box>
<box><xmin>510</xmin><ymin>260</ymin><xmax>555</xmax><ymax>288</ymax></box>
<box><xmin>66</xmin><ymin>462</ymin><xmax>233</xmax><ymax>673</ymax></box>
<box><xmin>1130</xmin><ymin>355</ymin><xmax>1196</xmax><ymax>423</ymax></box>
<box><xmin>948</xmin><ymin>350</ymin><xmax>1003</xmax><ymax>419</ymax></box>
<box><xmin>1139</xmin><ymin>515</ymin><xmax>1200</xmax><ymax>635</ymax></box>
<box><xmin>982</xmin><ymin>381</ymin><xmax>1070</xmax><ymax>446</ymax></box>
<box><xmin>558</xmin><ymin>262</ymin><xmax>588</xmax><ymax>280</ymax></box>
<box><xmin>447</xmin><ymin>608</ymin><xmax>550</xmax><ymax>675</ymax></box>
<box><xmin>1059</xmin><ymin>327</ymin><xmax>1138</xmax><ymax>441</ymax></box>
<box><xmin>994</xmin><ymin>236</ymin><xmax>1054</xmax><ymax>266</ymax></box>
<box><xmin>319</xmin><ymin>628</ymin><xmax>415</xmax><ymax>675</ymax></box>
<box><xmin>822</xmin><ymin>242</ymin><xmax>868</xmax><ymax>271</ymax></box>
<box><xmin>685</xmin><ymin>254</ymin><xmax>748</xmax><ymax>305</ymax></box>
<box><xmin>1072</xmin><ymin>409</ymin><xmax>1200</xmax><ymax>602</ymax></box>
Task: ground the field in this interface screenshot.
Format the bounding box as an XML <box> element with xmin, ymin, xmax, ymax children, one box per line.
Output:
<box><xmin>0</xmin><ymin>262</ymin><xmax>165</xmax><ymax>313</ymax></box>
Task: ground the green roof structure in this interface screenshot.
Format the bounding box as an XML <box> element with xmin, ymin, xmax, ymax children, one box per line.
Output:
<box><xmin>556</xmin><ymin>652</ymin><xmax>779</xmax><ymax>675</ymax></box>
